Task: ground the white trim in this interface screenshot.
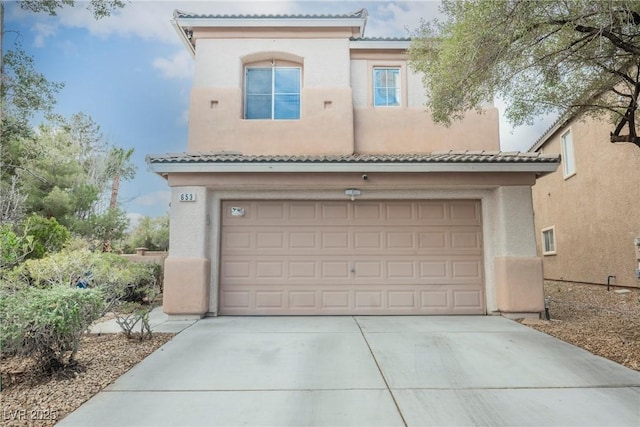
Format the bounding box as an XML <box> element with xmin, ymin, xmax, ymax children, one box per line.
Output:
<box><xmin>350</xmin><ymin>40</ymin><xmax>410</xmax><ymax>50</ymax></box>
<box><xmin>561</xmin><ymin>128</ymin><xmax>576</xmax><ymax>179</ymax></box>
<box><xmin>171</xmin><ymin>19</ymin><xmax>195</xmax><ymax>58</ymax></box>
<box><xmin>149</xmin><ymin>161</ymin><xmax>559</xmax><ymax>174</ymax></box>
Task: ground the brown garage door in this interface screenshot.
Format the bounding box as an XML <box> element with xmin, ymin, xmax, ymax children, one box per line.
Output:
<box><xmin>219</xmin><ymin>200</ymin><xmax>484</xmax><ymax>315</ymax></box>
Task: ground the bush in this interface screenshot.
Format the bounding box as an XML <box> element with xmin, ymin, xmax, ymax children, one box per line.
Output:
<box><xmin>3</xmin><ymin>250</ymin><xmax>162</xmax><ymax>309</ymax></box>
<box><xmin>0</xmin><ymin>223</ymin><xmax>34</xmax><ymax>269</ymax></box>
<box><xmin>0</xmin><ymin>286</ymin><xmax>104</xmax><ymax>372</ymax></box>
<box><xmin>23</xmin><ymin>214</ymin><xmax>70</xmax><ymax>259</ymax></box>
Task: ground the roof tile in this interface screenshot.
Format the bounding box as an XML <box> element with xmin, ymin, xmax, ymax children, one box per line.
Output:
<box><xmin>146</xmin><ymin>151</ymin><xmax>560</xmax><ymax>165</ymax></box>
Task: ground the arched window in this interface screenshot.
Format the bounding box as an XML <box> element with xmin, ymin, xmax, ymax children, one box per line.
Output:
<box><xmin>243</xmin><ymin>54</ymin><xmax>303</xmax><ymax>120</ymax></box>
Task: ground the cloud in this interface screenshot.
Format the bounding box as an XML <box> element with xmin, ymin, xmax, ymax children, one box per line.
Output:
<box><xmin>30</xmin><ymin>1</ymin><xmax>302</xmax><ymax>46</ymax></box>
<box><xmin>133</xmin><ymin>190</ymin><xmax>172</xmax><ymax>208</ymax></box>
<box><xmin>366</xmin><ymin>2</ymin><xmax>441</xmax><ymax>37</ymax></box>
<box><xmin>33</xmin><ymin>22</ymin><xmax>58</xmax><ymax>47</ymax></box>
<box><xmin>153</xmin><ymin>50</ymin><xmax>194</xmax><ymax>79</ymax></box>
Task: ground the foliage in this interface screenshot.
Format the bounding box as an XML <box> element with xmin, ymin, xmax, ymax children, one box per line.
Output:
<box><xmin>71</xmin><ymin>207</ymin><xmax>130</xmax><ymax>250</ymax></box>
<box><xmin>0</xmin><ymin>223</ymin><xmax>34</xmax><ymax>269</ymax></box>
<box><xmin>124</xmin><ymin>215</ymin><xmax>169</xmax><ymax>253</ymax></box>
<box><xmin>17</xmin><ymin>0</ymin><xmax>127</xmax><ymax>20</ymax></box>
<box><xmin>1</xmin><ymin>44</ymin><xmax>64</xmax><ymax>123</ymax></box>
<box><xmin>409</xmin><ymin>0</ymin><xmax>640</xmax><ymax>147</ymax></box>
<box><xmin>0</xmin><ymin>285</ymin><xmax>104</xmax><ymax>371</ymax></box>
<box><xmin>23</xmin><ymin>214</ymin><xmax>70</xmax><ymax>259</ymax></box>
<box><xmin>2</xmin><ymin>249</ymin><xmax>162</xmax><ymax>310</ymax></box>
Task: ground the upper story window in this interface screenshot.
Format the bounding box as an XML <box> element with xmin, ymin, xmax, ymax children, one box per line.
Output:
<box><xmin>561</xmin><ymin>129</ymin><xmax>576</xmax><ymax>178</ymax></box>
<box><xmin>245</xmin><ymin>67</ymin><xmax>301</xmax><ymax>120</ymax></box>
<box><xmin>373</xmin><ymin>67</ymin><xmax>401</xmax><ymax>107</ymax></box>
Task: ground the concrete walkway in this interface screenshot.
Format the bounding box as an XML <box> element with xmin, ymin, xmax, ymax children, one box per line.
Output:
<box><xmin>89</xmin><ymin>306</ymin><xmax>198</xmax><ymax>334</ymax></box>
<box><xmin>62</xmin><ymin>316</ymin><xmax>640</xmax><ymax>426</ymax></box>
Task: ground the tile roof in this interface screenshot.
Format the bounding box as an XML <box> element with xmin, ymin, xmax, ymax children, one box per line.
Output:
<box><xmin>173</xmin><ymin>9</ymin><xmax>368</xmax><ymax>20</ymax></box>
<box><xmin>147</xmin><ymin>151</ymin><xmax>560</xmax><ymax>165</ymax></box>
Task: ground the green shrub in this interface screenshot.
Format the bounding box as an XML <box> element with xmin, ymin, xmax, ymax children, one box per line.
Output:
<box><xmin>0</xmin><ymin>223</ymin><xmax>34</xmax><ymax>269</ymax></box>
<box><xmin>0</xmin><ymin>286</ymin><xmax>104</xmax><ymax>371</ymax></box>
<box><xmin>2</xmin><ymin>249</ymin><xmax>162</xmax><ymax>311</ymax></box>
<box><xmin>23</xmin><ymin>214</ymin><xmax>70</xmax><ymax>259</ymax></box>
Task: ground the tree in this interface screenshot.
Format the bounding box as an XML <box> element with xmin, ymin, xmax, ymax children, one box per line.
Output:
<box><xmin>102</xmin><ymin>147</ymin><xmax>135</xmax><ymax>252</ymax></box>
<box><xmin>124</xmin><ymin>215</ymin><xmax>169</xmax><ymax>253</ymax></box>
<box><xmin>15</xmin><ymin>0</ymin><xmax>126</xmax><ymax>20</ymax></box>
<box><xmin>409</xmin><ymin>0</ymin><xmax>640</xmax><ymax>148</ymax></box>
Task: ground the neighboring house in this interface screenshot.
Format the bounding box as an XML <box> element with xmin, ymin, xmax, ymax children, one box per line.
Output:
<box><xmin>146</xmin><ymin>9</ymin><xmax>559</xmax><ymax>317</ymax></box>
<box><xmin>530</xmin><ymin>114</ymin><xmax>640</xmax><ymax>288</ymax></box>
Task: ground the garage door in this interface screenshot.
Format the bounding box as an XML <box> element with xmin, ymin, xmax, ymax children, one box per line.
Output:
<box><xmin>219</xmin><ymin>200</ymin><xmax>484</xmax><ymax>315</ymax></box>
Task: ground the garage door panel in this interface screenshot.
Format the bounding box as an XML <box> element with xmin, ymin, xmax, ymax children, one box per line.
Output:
<box><xmin>219</xmin><ymin>284</ymin><xmax>483</xmax><ymax>315</ymax></box>
<box><xmin>219</xmin><ymin>200</ymin><xmax>484</xmax><ymax>315</ymax></box>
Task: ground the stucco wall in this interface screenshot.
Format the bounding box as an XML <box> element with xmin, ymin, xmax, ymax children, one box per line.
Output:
<box><xmin>161</xmin><ymin>173</ymin><xmax>544</xmax><ymax>317</ymax></box>
<box><xmin>188</xmin><ymin>37</ymin><xmax>499</xmax><ymax>155</ymax></box>
<box><xmin>532</xmin><ymin>115</ymin><xmax>640</xmax><ymax>287</ymax></box>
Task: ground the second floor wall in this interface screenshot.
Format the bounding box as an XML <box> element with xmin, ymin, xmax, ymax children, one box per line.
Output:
<box><xmin>187</xmin><ymin>34</ymin><xmax>499</xmax><ymax>155</ymax></box>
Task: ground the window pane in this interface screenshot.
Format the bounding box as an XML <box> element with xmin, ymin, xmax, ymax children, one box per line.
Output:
<box><xmin>245</xmin><ymin>66</ymin><xmax>301</xmax><ymax>120</ymax></box>
<box><xmin>561</xmin><ymin>131</ymin><xmax>575</xmax><ymax>177</ymax></box>
<box><xmin>246</xmin><ymin>95</ymin><xmax>271</xmax><ymax>119</ymax></box>
<box><xmin>274</xmin><ymin>94</ymin><xmax>300</xmax><ymax>119</ymax></box>
<box><xmin>374</xmin><ymin>68</ymin><xmax>400</xmax><ymax>106</ymax></box>
<box><xmin>246</xmin><ymin>68</ymin><xmax>272</xmax><ymax>95</ymax></box>
<box><xmin>245</xmin><ymin>68</ymin><xmax>273</xmax><ymax>119</ymax></box>
<box><xmin>274</xmin><ymin>68</ymin><xmax>300</xmax><ymax>94</ymax></box>
<box><xmin>543</xmin><ymin>230</ymin><xmax>555</xmax><ymax>253</ymax></box>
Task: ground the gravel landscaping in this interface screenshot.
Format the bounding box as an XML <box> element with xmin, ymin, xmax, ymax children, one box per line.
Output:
<box><xmin>523</xmin><ymin>281</ymin><xmax>640</xmax><ymax>371</ymax></box>
<box><xmin>1</xmin><ymin>280</ymin><xmax>638</xmax><ymax>426</ymax></box>
<box><xmin>1</xmin><ymin>333</ymin><xmax>174</xmax><ymax>427</ymax></box>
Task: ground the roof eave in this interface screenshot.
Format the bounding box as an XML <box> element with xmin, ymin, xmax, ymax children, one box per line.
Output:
<box><xmin>148</xmin><ymin>161</ymin><xmax>559</xmax><ymax>175</ymax></box>
<box><xmin>350</xmin><ymin>40</ymin><xmax>411</xmax><ymax>50</ymax></box>
<box><xmin>175</xmin><ymin>17</ymin><xmax>367</xmax><ymax>30</ymax></box>
<box><xmin>171</xmin><ymin>19</ymin><xmax>195</xmax><ymax>58</ymax></box>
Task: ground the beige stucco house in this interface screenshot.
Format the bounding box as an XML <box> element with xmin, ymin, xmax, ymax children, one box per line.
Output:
<box><xmin>530</xmin><ymin>114</ymin><xmax>640</xmax><ymax>288</ymax></box>
<box><xmin>147</xmin><ymin>9</ymin><xmax>559</xmax><ymax>317</ymax></box>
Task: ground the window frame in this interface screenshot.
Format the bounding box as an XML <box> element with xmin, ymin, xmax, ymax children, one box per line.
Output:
<box><xmin>561</xmin><ymin>129</ymin><xmax>576</xmax><ymax>179</ymax></box>
<box><xmin>244</xmin><ymin>65</ymin><xmax>302</xmax><ymax>120</ymax></box>
<box><xmin>372</xmin><ymin>66</ymin><xmax>402</xmax><ymax>107</ymax></box>
<box><xmin>541</xmin><ymin>226</ymin><xmax>557</xmax><ymax>256</ymax></box>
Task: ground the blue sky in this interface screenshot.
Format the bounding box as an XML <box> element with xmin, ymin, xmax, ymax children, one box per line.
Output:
<box><xmin>3</xmin><ymin>0</ymin><xmax>555</xmax><ymax>224</ymax></box>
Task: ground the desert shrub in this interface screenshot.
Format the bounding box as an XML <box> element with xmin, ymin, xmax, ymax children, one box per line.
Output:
<box><xmin>23</xmin><ymin>214</ymin><xmax>70</xmax><ymax>259</ymax></box>
<box><xmin>0</xmin><ymin>223</ymin><xmax>34</xmax><ymax>269</ymax></box>
<box><xmin>0</xmin><ymin>286</ymin><xmax>104</xmax><ymax>371</ymax></box>
<box><xmin>2</xmin><ymin>250</ymin><xmax>162</xmax><ymax>312</ymax></box>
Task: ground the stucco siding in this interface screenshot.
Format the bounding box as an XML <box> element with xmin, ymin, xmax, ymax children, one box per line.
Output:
<box><xmin>354</xmin><ymin>107</ymin><xmax>500</xmax><ymax>153</ymax></box>
<box><xmin>189</xmin><ymin>87</ymin><xmax>354</xmax><ymax>154</ymax></box>
<box><xmin>532</xmin><ymin>115</ymin><xmax>640</xmax><ymax>287</ymax></box>
<box><xmin>194</xmin><ymin>38</ymin><xmax>351</xmax><ymax>88</ymax></box>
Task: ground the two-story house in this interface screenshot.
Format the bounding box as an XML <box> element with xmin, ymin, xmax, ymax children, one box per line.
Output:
<box><xmin>146</xmin><ymin>9</ymin><xmax>559</xmax><ymax>317</ymax></box>
<box><xmin>530</xmin><ymin>114</ymin><xmax>640</xmax><ymax>289</ymax></box>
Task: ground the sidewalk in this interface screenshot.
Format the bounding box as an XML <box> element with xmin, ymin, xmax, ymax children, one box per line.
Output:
<box><xmin>89</xmin><ymin>306</ymin><xmax>198</xmax><ymax>334</ymax></box>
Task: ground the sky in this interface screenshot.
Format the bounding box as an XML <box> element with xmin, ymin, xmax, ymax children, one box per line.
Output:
<box><xmin>2</xmin><ymin>0</ymin><xmax>556</xmax><ymax>224</ymax></box>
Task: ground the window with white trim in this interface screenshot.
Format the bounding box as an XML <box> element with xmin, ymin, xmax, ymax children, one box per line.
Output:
<box><xmin>542</xmin><ymin>226</ymin><xmax>556</xmax><ymax>255</ymax></box>
<box><xmin>373</xmin><ymin>67</ymin><xmax>401</xmax><ymax>107</ymax></box>
<box><xmin>244</xmin><ymin>67</ymin><xmax>301</xmax><ymax>120</ymax></box>
<box><xmin>561</xmin><ymin>130</ymin><xmax>575</xmax><ymax>178</ymax></box>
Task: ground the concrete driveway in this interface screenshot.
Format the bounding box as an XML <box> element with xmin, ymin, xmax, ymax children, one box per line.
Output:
<box><xmin>59</xmin><ymin>316</ymin><xmax>640</xmax><ymax>426</ymax></box>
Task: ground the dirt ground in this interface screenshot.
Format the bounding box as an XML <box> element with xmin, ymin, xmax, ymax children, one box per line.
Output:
<box><xmin>1</xmin><ymin>281</ymin><xmax>638</xmax><ymax>426</ymax></box>
<box><xmin>0</xmin><ymin>333</ymin><xmax>173</xmax><ymax>427</ymax></box>
<box><xmin>522</xmin><ymin>280</ymin><xmax>640</xmax><ymax>371</ymax></box>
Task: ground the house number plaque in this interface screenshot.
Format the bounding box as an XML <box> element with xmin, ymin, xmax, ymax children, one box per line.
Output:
<box><xmin>179</xmin><ymin>193</ymin><xmax>196</xmax><ymax>202</ymax></box>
